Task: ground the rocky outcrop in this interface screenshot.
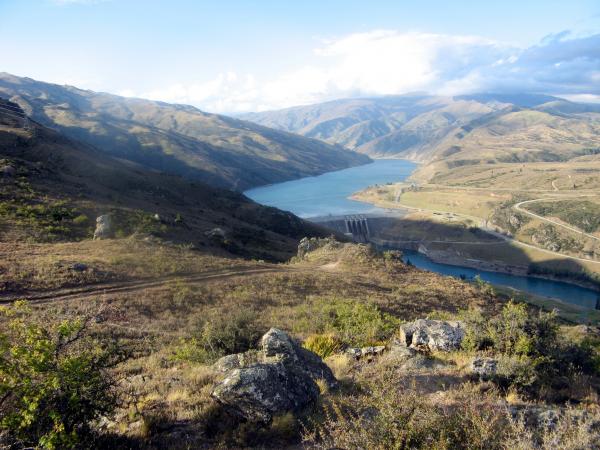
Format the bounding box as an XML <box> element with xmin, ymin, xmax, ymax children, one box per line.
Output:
<box><xmin>211</xmin><ymin>328</ymin><xmax>336</xmax><ymax>423</ymax></box>
<box><xmin>531</xmin><ymin>224</ymin><xmax>582</xmax><ymax>253</ymax></box>
<box><xmin>297</xmin><ymin>236</ymin><xmax>340</xmax><ymax>258</ymax></box>
<box><xmin>491</xmin><ymin>207</ymin><xmax>529</xmax><ymax>234</ymax></box>
<box><xmin>93</xmin><ymin>214</ymin><xmax>113</xmax><ymax>240</ymax></box>
<box><xmin>471</xmin><ymin>356</ymin><xmax>498</xmax><ymax>380</ymax></box>
<box><xmin>205</xmin><ymin>227</ymin><xmax>226</xmax><ymax>240</ymax></box>
<box><xmin>346</xmin><ymin>345</ymin><xmax>386</xmax><ymax>361</ymax></box>
<box><xmin>399</xmin><ymin>319</ymin><xmax>465</xmax><ymax>352</ymax></box>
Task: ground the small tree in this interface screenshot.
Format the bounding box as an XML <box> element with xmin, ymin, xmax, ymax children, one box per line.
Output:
<box><xmin>0</xmin><ymin>301</ymin><xmax>124</xmax><ymax>449</ymax></box>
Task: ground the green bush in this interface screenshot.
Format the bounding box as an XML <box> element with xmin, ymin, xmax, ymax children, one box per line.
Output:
<box><xmin>0</xmin><ymin>198</ymin><xmax>86</xmax><ymax>240</ymax></box>
<box><xmin>303</xmin><ymin>333</ymin><xmax>343</xmax><ymax>359</ymax></box>
<box><xmin>0</xmin><ymin>301</ymin><xmax>124</xmax><ymax>449</ymax></box>
<box><xmin>173</xmin><ymin>310</ymin><xmax>264</xmax><ymax>364</ymax></box>
<box><xmin>296</xmin><ymin>298</ymin><xmax>399</xmax><ymax>347</ymax></box>
<box><xmin>460</xmin><ymin>302</ymin><xmax>596</xmax><ymax>400</ymax></box>
<box><xmin>72</xmin><ymin>213</ymin><xmax>89</xmax><ymax>225</ymax></box>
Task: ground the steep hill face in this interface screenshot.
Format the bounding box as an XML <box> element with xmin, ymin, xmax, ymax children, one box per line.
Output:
<box><xmin>0</xmin><ymin>73</ymin><xmax>369</xmax><ymax>190</ymax></box>
<box><xmin>412</xmin><ymin>102</ymin><xmax>600</xmax><ymax>182</ymax></box>
<box><xmin>0</xmin><ymin>100</ymin><xmax>336</xmax><ymax>261</ymax></box>
<box><xmin>242</xmin><ymin>93</ymin><xmax>600</xmax><ymax>182</ymax></box>
<box><xmin>241</xmin><ymin>95</ymin><xmax>500</xmax><ymax>158</ymax></box>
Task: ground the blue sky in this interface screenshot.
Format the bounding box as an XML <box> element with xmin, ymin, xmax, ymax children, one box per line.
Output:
<box><xmin>2</xmin><ymin>0</ymin><xmax>600</xmax><ymax>112</ymax></box>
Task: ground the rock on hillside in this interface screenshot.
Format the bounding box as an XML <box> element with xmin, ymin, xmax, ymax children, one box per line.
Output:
<box><xmin>399</xmin><ymin>319</ymin><xmax>465</xmax><ymax>352</ymax></box>
<box><xmin>211</xmin><ymin>328</ymin><xmax>336</xmax><ymax>423</ymax></box>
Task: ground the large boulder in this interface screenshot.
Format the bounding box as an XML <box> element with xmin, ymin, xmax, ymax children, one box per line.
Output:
<box><xmin>399</xmin><ymin>319</ymin><xmax>465</xmax><ymax>352</ymax></box>
<box><xmin>212</xmin><ymin>362</ymin><xmax>320</xmax><ymax>423</ymax></box>
<box><xmin>93</xmin><ymin>214</ymin><xmax>113</xmax><ymax>240</ymax></box>
<box><xmin>211</xmin><ymin>328</ymin><xmax>336</xmax><ymax>423</ymax></box>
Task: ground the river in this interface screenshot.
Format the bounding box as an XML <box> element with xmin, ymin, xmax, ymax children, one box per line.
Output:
<box><xmin>245</xmin><ymin>160</ymin><xmax>599</xmax><ymax>309</ymax></box>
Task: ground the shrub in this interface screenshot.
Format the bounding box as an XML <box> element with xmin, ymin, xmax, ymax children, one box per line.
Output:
<box><xmin>173</xmin><ymin>310</ymin><xmax>264</xmax><ymax>364</ymax></box>
<box><xmin>296</xmin><ymin>298</ymin><xmax>399</xmax><ymax>347</ymax></box>
<box><xmin>72</xmin><ymin>213</ymin><xmax>89</xmax><ymax>225</ymax></box>
<box><xmin>303</xmin><ymin>333</ymin><xmax>343</xmax><ymax>359</ymax></box>
<box><xmin>473</xmin><ymin>274</ymin><xmax>496</xmax><ymax>297</ymax></box>
<box><xmin>460</xmin><ymin>302</ymin><xmax>596</xmax><ymax>401</ymax></box>
<box><xmin>0</xmin><ymin>301</ymin><xmax>124</xmax><ymax>449</ymax></box>
<box><xmin>304</xmin><ymin>370</ymin><xmax>512</xmax><ymax>449</ymax></box>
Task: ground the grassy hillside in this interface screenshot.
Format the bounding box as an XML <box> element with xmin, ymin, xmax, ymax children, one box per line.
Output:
<box><xmin>242</xmin><ymin>94</ymin><xmax>600</xmax><ymax>172</ymax></box>
<box><xmin>0</xmin><ymin>73</ymin><xmax>369</xmax><ymax>190</ymax></box>
<box><xmin>2</xmin><ymin>239</ymin><xmax>599</xmax><ymax>448</ymax></box>
<box><xmin>0</xmin><ymin>99</ymin><xmax>338</xmax><ymax>282</ymax></box>
<box><xmin>242</xmin><ymin>95</ymin><xmax>499</xmax><ymax>158</ymax></box>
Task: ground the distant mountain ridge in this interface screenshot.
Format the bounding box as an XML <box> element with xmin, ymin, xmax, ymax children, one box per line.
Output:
<box><xmin>241</xmin><ymin>93</ymin><xmax>600</xmax><ymax>182</ymax></box>
<box><xmin>0</xmin><ymin>73</ymin><xmax>369</xmax><ymax>190</ymax></box>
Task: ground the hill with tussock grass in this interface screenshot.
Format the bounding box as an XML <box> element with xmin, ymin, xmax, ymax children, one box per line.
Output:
<box><xmin>0</xmin><ymin>99</ymin><xmax>338</xmax><ymax>277</ymax></box>
<box><xmin>0</xmin><ymin>73</ymin><xmax>370</xmax><ymax>190</ymax></box>
<box><xmin>2</xmin><ymin>238</ymin><xmax>599</xmax><ymax>449</ymax></box>
<box><xmin>242</xmin><ymin>94</ymin><xmax>600</xmax><ymax>183</ymax></box>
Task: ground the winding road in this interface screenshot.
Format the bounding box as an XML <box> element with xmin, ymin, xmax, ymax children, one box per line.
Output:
<box><xmin>513</xmin><ymin>198</ymin><xmax>600</xmax><ymax>244</ymax></box>
<box><xmin>383</xmin><ymin>195</ymin><xmax>600</xmax><ymax>265</ymax></box>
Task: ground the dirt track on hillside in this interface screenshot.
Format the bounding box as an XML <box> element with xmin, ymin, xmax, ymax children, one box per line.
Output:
<box><xmin>0</xmin><ymin>265</ymin><xmax>295</xmax><ymax>305</ymax></box>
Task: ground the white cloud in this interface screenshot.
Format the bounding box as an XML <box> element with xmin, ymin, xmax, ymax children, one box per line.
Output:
<box><xmin>122</xmin><ymin>30</ymin><xmax>600</xmax><ymax>113</ymax></box>
<box><xmin>559</xmin><ymin>93</ymin><xmax>600</xmax><ymax>103</ymax></box>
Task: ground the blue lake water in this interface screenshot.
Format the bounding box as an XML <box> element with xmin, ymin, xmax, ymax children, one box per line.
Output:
<box><xmin>245</xmin><ymin>159</ymin><xmax>599</xmax><ymax>308</ymax></box>
<box><xmin>245</xmin><ymin>159</ymin><xmax>417</xmax><ymax>218</ymax></box>
<box><xmin>402</xmin><ymin>250</ymin><xmax>598</xmax><ymax>309</ymax></box>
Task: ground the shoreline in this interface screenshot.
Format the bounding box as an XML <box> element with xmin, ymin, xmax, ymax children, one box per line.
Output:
<box><xmin>374</xmin><ymin>239</ymin><xmax>600</xmax><ymax>293</ymax></box>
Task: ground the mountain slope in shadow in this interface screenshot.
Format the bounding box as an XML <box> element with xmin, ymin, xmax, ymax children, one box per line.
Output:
<box><xmin>0</xmin><ymin>73</ymin><xmax>370</xmax><ymax>191</ymax></box>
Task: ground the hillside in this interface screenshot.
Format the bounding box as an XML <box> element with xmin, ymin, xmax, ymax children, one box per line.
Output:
<box><xmin>241</xmin><ymin>94</ymin><xmax>600</xmax><ymax>170</ymax></box>
<box><xmin>0</xmin><ymin>73</ymin><xmax>369</xmax><ymax>191</ymax></box>
<box><xmin>241</xmin><ymin>95</ymin><xmax>501</xmax><ymax>157</ymax></box>
<box><xmin>1</xmin><ymin>98</ymin><xmax>599</xmax><ymax>450</ymax></box>
<box><xmin>0</xmin><ymin>98</ymin><xmax>337</xmax><ymax>278</ymax></box>
<box><xmin>415</xmin><ymin>104</ymin><xmax>600</xmax><ymax>183</ymax></box>
<box><xmin>3</xmin><ymin>236</ymin><xmax>599</xmax><ymax>449</ymax></box>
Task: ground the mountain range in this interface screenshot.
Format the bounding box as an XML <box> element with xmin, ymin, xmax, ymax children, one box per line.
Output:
<box><xmin>0</xmin><ymin>73</ymin><xmax>369</xmax><ymax>191</ymax></box>
<box><xmin>242</xmin><ymin>93</ymin><xmax>600</xmax><ymax>181</ymax></box>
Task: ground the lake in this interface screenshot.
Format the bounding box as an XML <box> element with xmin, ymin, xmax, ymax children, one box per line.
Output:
<box><xmin>245</xmin><ymin>159</ymin><xmax>417</xmax><ymax>218</ymax></box>
<box><xmin>245</xmin><ymin>160</ymin><xmax>599</xmax><ymax>308</ymax></box>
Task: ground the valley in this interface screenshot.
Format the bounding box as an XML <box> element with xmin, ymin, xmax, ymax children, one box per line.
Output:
<box><xmin>3</xmin><ymin>2</ymin><xmax>600</xmax><ymax>448</ymax></box>
<box><xmin>0</xmin><ymin>73</ymin><xmax>369</xmax><ymax>191</ymax></box>
<box><xmin>242</xmin><ymin>93</ymin><xmax>600</xmax><ymax>299</ymax></box>
<box><xmin>2</xmin><ymin>89</ymin><xmax>600</xmax><ymax>448</ymax></box>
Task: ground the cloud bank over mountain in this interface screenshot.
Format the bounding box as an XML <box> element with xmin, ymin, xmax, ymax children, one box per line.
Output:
<box><xmin>122</xmin><ymin>30</ymin><xmax>600</xmax><ymax>113</ymax></box>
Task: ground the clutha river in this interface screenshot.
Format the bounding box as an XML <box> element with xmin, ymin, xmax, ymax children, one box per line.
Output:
<box><xmin>245</xmin><ymin>160</ymin><xmax>599</xmax><ymax>309</ymax></box>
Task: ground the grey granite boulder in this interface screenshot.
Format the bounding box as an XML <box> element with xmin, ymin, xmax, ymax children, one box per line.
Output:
<box><xmin>212</xmin><ymin>362</ymin><xmax>320</xmax><ymax>423</ymax></box>
<box><xmin>211</xmin><ymin>328</ymin><xmax>337</xmax><ymax>423</ymax></box>
<box><xmin>399</xmin><ymin>319</ymin><xmax>465</xmax><ymax>352</ymax></box>
<box><xmin>93</xmin><ymin>214</ymin><xmax>113</xmax><ymax>240</ymax></box>
<box><xmin>345</xmin><ymin>345</ymin><xmax>386</xmax><ymax>360</ymax></box>
<box><xmin>471</xmin><ymin>357</ymin><xmax>498</xmax><ymax>380</ymax></box>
